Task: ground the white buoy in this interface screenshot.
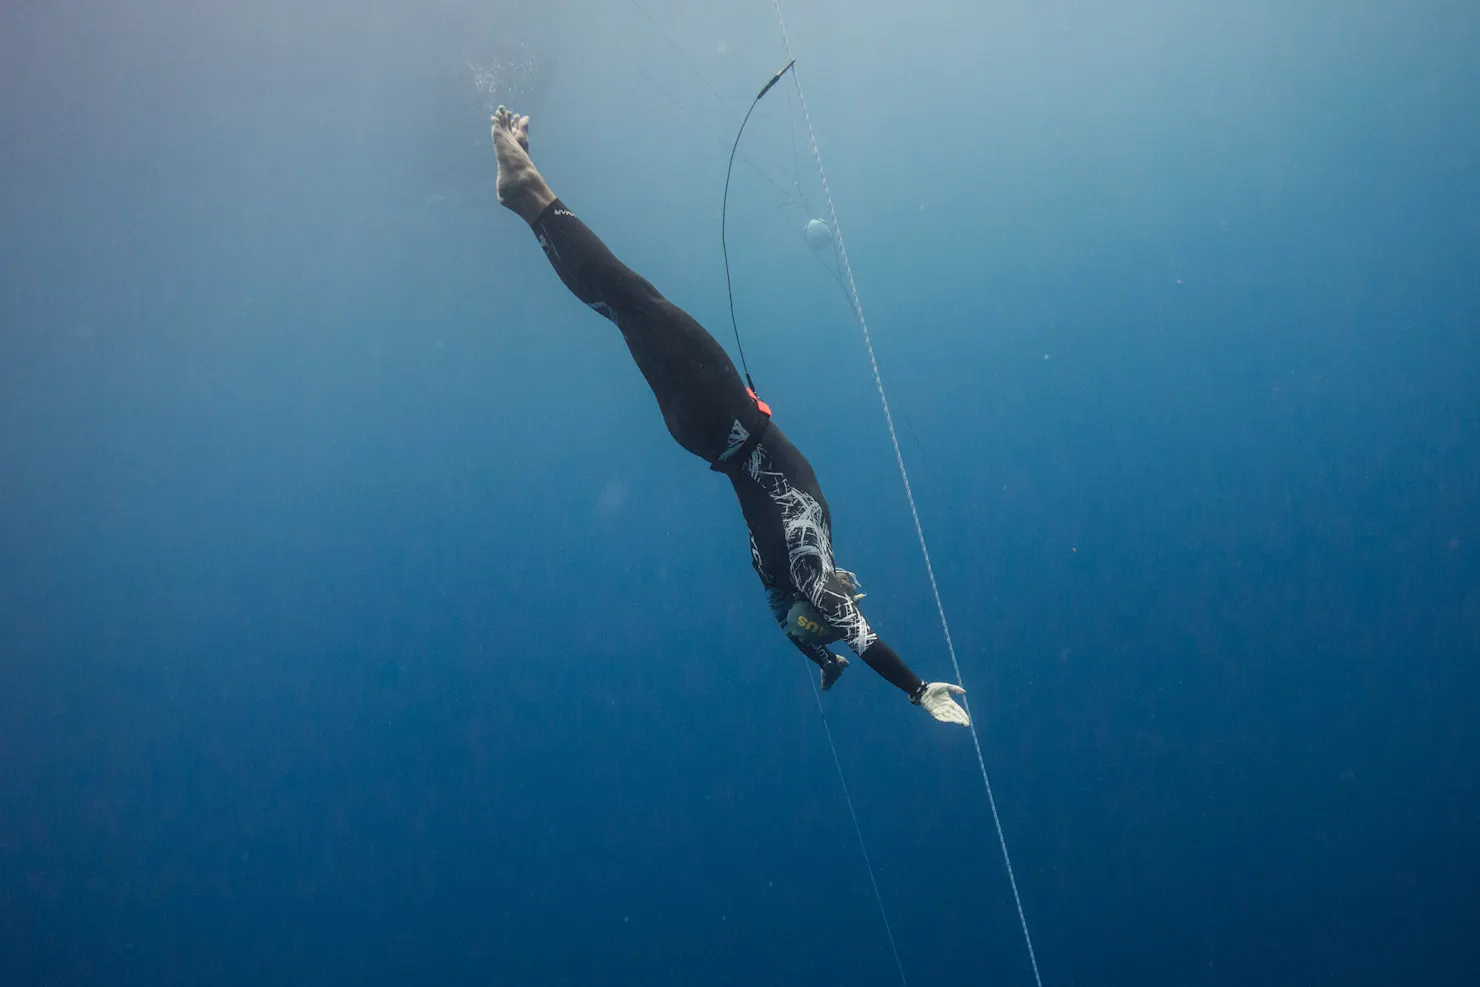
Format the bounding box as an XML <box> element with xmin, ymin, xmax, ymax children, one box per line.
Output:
<box><xmin>803</xmin><ymin>218</ymin><xmax>833</xmax><ymax>252</ymax></box>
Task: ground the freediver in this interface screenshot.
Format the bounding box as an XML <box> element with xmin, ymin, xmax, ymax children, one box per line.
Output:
<box><xmin>490</xmin><ymin>106</ymin><xmax>969</xmax><ymax>727</ymax></box>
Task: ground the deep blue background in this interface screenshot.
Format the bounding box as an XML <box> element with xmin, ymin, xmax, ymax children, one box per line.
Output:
<box><xmin>3</xmin><ymin>1</ymin><xmax>1478</xmax><ymax>984</ymax></box>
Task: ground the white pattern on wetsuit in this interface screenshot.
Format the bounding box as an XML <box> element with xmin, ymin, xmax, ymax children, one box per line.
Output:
<box><xmin>741</xmin><ymin>444</ymin><xmax>877</xmax><ymax>657</ymax></box>
<box><xmin>587</xmin><ymin>299</ymin><xmax>618</xmax><ymax>324</ymax></box>
<box><xmin>717</xmin><ymin>419</ymin><xmax>750</xmax><ymax>463</ymax></box>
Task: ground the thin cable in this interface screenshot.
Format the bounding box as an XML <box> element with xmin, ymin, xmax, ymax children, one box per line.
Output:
<box><xmin>625</xmin><ymin>0</ymin><xmax>796</xmax><ymax>200</ymax></box>
<box><xmin>770</xmin><ymin>5</ymin><xmax>1044</xmax><ymax>985</ymax></box>
<box><xmin>721</xmin><ymin>96</ymin><xmax>764</xmax><ymax>391</ymax></box>
<box><xmin>807</xmin><ymin>674</ymin><xmax>909</xmax><ymax>987</ymax></box>
<box><xmin>721</xmin><ymin>59</ymin><xmax>795</xmax><ymax>393</ymax></box>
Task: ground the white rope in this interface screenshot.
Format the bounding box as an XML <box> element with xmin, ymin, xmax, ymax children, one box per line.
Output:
<box><xmin>770</xmin><ymin>4</ymin><xmax>1045</xmax><ymax>985</ymax></box>
<box><xmin>807</xmin><ymin>674</ymin><xmax>909</xmax><ymax>986</ymax></box>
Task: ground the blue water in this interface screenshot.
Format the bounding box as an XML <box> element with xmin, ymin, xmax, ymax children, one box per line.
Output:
<box><xmin>3</xmin><ymin>1</ymin><xmax>1478</xmax><ymax>985</ymax></box>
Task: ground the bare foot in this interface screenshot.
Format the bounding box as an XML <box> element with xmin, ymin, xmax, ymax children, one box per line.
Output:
<box><xmin>491</xmin><ymin>106</ymin><xmax>555</xmax><ymax>222</ymax></box>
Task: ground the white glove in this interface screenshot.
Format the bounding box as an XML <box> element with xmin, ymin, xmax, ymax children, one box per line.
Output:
<box><xmin>917</xmin><ymin>682</ymin><xmax>970</xmax><ymax>726</ymax></box>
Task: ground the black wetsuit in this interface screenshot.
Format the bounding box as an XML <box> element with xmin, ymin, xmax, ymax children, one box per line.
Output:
<box><xmin>528</xmin><ymin>200</ymin><xmax>925</xmax><ymax>700</ymax></box>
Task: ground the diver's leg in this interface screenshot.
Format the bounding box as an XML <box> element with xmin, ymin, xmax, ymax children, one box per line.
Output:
<box><xmin>491</xmin><ymin>107</ymin><xmax>555</xmax><ymax>223</ymax></box>
<box><xmin>490</xmin><ymin>107</ymin><xmax>767</xmax><ymax>464</ymax></box>
<box><xmin>491</xmin><ymin>105</ymin><xmax>665</xmax><ymax>319</ymax></box>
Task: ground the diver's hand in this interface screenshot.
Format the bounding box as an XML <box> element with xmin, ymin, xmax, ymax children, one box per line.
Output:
<box><xmin>821</xmin><ymin>653</ymin><xmax>849</xmax><ymax>691</ymax></box>
<box><xmin>917</xmin><ymin>682</ymin><xmax>970</xmax><ymax>726</ymax></box>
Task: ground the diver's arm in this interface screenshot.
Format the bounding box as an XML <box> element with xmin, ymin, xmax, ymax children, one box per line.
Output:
<box><xmin>857</xmin><ymin>638</ymin><xmax>925</xmax><ymax>699</ymax></box>
<box><xmin>862</xmin><ymin>638</ymin><xmax>968</xmax><ymax>723</ymax></box>
<box><xmin>790</xmin><ymin>561</ymin><xmax>966</xmax><ymax>720</ymax></box>
<box><xmin>790</xmin><ymin>565</ymin><xmax>925</xmax><ymax>698</ymax></box>
<box><xmin>791</xmin><ymin>560</ymin><xmax>879</xmax><ymax>660</ymax></box>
